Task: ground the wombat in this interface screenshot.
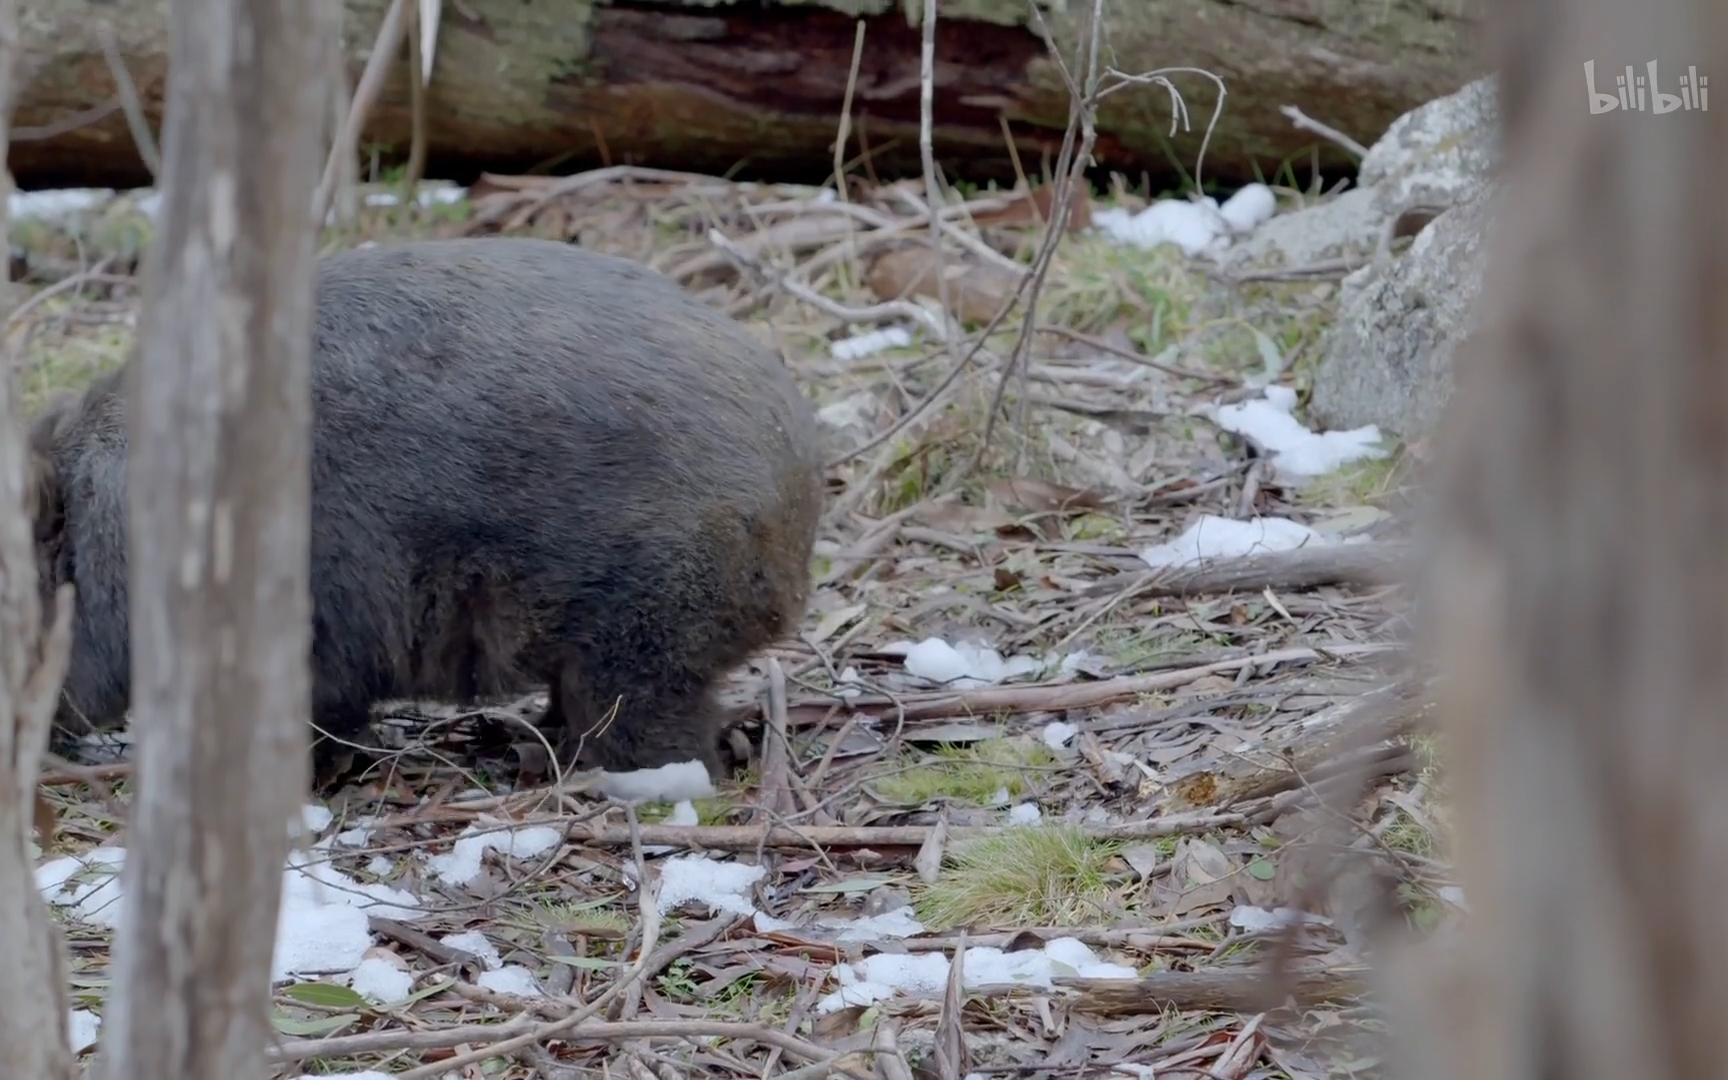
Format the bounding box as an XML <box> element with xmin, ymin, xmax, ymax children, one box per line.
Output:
<box><xmin>28</xmin><ymin>236</ymin><xmax>825</xmax><ymax>783</ymax></box>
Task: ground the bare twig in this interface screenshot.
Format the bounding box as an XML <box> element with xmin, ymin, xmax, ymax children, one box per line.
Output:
<box><xmin>1279</xmin><ymin>104</ymin><xmax>1369</xmax><ymax>158</ymax></box>
<box><xmin>97</xmin><ymin>24</ymin><xmax>160</xmax><ymax>178</ymax></box>
<box><xmin>314</xmin><ymin>0</ymin><xmax>409</xmax><ymax>227</ymax></box>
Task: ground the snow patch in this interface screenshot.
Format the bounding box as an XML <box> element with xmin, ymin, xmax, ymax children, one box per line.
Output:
<box><xmin>596</xmin><ymin>760</ymin><xmax>716</xmax><ymax>803</ymax></box>
<box><xmin>817</xmin><ymin>936</ymin><xmax>1137</xmax><ymax>1014</ymax></box>
<box><xmin>1138</xmin><ymin>514</ymin><xmax>1341</xmax><ymax>571</ymax></box>
<box><xmin>425</xmin><ymin>821</ymin><xmax>563</xmax><ymax>887</ymax></box>
<box><xmin>1208</xmin><ymin>385</ymin><xmax>1387</xmax><ymax>480</ymax></box>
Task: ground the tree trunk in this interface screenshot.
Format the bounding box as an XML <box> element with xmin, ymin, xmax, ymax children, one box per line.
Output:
<box><xmin>0</xmin><ymin>0</ymin><xmax>79</xmax><ymax>1074</ymax></box>
<box><xmin>0</xmin><ymin>0</ymin><xmax>79</xmax><ymax>1071</ymax></box>
<box><xmin>1402</xmin><ymin>0</ymin><xmax>1728</xmax><ymax>1077</ymax></box>
<box><xmin>93</xmin><ymin>0</ymin><xmax>333</xmax><ymax>1076</ymax></box>
<box><xmin>11</xmin><ymin>0</ymin><xmax>1484</xmax><ymax>192</ymax></box>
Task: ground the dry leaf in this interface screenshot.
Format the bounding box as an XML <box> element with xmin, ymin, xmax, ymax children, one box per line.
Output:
<box><xmin>865</xmin><ymin>246</ymin><xmax>1024</xmax><ymax>325</ymax></box>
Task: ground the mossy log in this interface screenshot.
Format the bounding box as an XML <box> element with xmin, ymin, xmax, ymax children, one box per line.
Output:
<box><xmin>12</xmin><ymin>0</ymin><xmax>1485</xmax><ymax>191</ymax></box>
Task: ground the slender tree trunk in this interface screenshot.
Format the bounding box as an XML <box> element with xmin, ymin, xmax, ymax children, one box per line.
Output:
<box><xmin>1406</xmin><ymin>0</ymin><xmax>1728</xmax><ymax>1077</ymax></box>
<box><xmin>94</xmin><ymin>1</ymin><xmax>336</xmax><ymax>1077</ymax></box>
<box><xmin>0</xmin><ymin>0</ymin><xmax>78</xmax><ymax>1073</ymax></box>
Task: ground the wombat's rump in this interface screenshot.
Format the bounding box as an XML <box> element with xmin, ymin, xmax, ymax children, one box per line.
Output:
<box><xmin>30</xmin><ymin>237</ymin><xmax>825</xmax><ymax>780</ymax></box>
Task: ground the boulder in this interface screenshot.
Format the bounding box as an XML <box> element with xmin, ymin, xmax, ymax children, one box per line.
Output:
<box><xmin>1304</xmin><ymin>77</ymin><xmax>1501</xmax><ymax>439</ymax></box>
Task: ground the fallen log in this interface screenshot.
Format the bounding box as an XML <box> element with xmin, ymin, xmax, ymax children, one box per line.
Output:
<box><xmin>13</xmin><ymin>0</ymin><xmax>1484</xmax><ymax>191</ymax></box>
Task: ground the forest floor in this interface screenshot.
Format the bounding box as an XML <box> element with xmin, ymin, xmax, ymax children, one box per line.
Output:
<box><xmin>20</xmin><ymin>167</ymin><xmax>1448</xmax><ymax>1080</ymax></box>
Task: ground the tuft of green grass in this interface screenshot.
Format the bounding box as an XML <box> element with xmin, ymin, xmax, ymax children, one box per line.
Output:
<box><xmin>913</xmin><ymin>824</ymin><xmax>1121</xmax><ymax>930</ymax></box>
<box><xmin>870</xmin><ymin>737</ymin><xmax>1055</xmax><ymax>806</ymax></box>
<box><xmin>1290</xmin><ymin>453</ymin><xmax>1401</xmax><ymax>508</ymax></box>
<box><xmin>1036</xmin><ymin>231</ymin><xmax>1204</xmax><ymax>349</ymax></box>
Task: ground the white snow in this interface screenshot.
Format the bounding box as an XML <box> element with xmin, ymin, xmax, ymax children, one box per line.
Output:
<box><xmin>442</xmin><ymin>930</ymin><xmax>504</xmax><ymax>969</ymax></box>
<box><xmin>1218</xmin><ymin>183</ymin><xmax>1278</xmax><ymax>233</ymax></box>
<box><xmin>9</xmin><ymin>188</ymin><xmax>112</xmax><ymax>221</ymax></box>
<box><xmin>893</xmin><ymin>637</ymin><xmax>1042</xmax><ymax>690</ymax></box>
<box><xmin>36</xmin><ymin>846</ymin><xmax>127</xmax><ymax>929</ymax></box>
<box><xmin>299</xmin><ymin>805</ymin><xmax>335</xmax><ymax>834</ymax></box>
<box><xmin>1007</xmin><ymin>802</ymin><xmax>1043</xmax><ymax>826</ymax></box>
<box><xmin>67</xmin><ymin>1008</ymin><xmax>100</xmax><ymax>1054</ymax></box>
<box><xmin>1138</xmin><ymin>514</ymin><xmax>1337</xmax><ymax>570</ymax></box>
<box><xmin>442</xmin><ymin>930</ymin><xmax>543</xmax><ymax>998</ymax></box>
<box><xmin>477</xmin><ymin>965</ymin><xmax>545</xmax><ymax>997</ymax></box>
<box><xmin>832</xmin><ymin>326</ymin><xmax>914</xmax><ymax>361</ymax></box>
<box><xmin>816</xmin><ymin>936</ymin><xmax>1138</xmax><ymax>1014</ymax></box>
<box><xmin>1094</xmin><ymin>184</ymin><xmax>1278</xmax><ymax>257</ymax></box>
<box><xmin>1042</xmin><ymin>721</ymin><xmax>1079</xmax><ymax>749</ymax></box>
<box><xmin>1209</xmin><ymin>385</ymin><xmax>1387</xmax><ymax>479</ymax></box>
<box><xmin>1228</xmin><ymin>905</ymin><xmax>1332</xmax><ymax>933</ymax></box>
<box><xmin>425</xmin><ymin>821</ymin><xmax>563</xmax><ymax>887</ymax></box>
<box><xmin>347</xmin><ymin>955</ymin><xmax>416</xmax><ymax>1006</ymax></box>
<box><xmin>275</xmin><ymin>849</ymin><xmax>424</xmax><ymax>981</ymax></box>
<box><xmin>1095</xmin><ymin>198</ymin><xmax>1230</xmax><ymax>256</ymax></box>
<box><xmin>596</xmin><ymin>760</ymin><xmax>716</xmax><ymax>803</ymax></box>
<box><xmin>361</xmin><ymin>182</ymin><xmax>468</xmax><ymax>209</ymax></box>
<box><xmin>817</xmin><ymin>906</ymin><xmax>927</xmax><ymax>942</ymax></box>
<box><xmin>656</xmin><ymin>855</ymin><xmax>766</xmax><ymax>917</ymax></box>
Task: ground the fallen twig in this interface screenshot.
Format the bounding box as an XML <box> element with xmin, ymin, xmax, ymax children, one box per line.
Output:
<box><xmin>559</xmin><ymin>814</ymin><xmax>1245</xmax><ymax>852</ymax></box>
<box><xmin>1080</xmin><ymin>542</ymin><xmax>1409</xmax><ymax>599</ymax></box>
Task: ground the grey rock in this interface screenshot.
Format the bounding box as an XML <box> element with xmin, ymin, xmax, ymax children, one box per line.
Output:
<box><xmin>1308</xmin><ymin>182</ymin><xmax>1496</xmax><ymax>440</ymax></box>
<box><xmin>1301</xmin><ymin>76</ymin><xmax>1501</xmax><ymax>439</ymax></box>
<box><xmin>1357</xmin><ymin>75</ymin><xmax>1499</xmax><ymax>218</ymax></box>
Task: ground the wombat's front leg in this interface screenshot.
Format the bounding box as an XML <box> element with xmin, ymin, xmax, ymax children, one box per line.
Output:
<box><xmin>544</xmin><ymin>662</ymin><xmax>727</xmax><ymax>781</ymax></box>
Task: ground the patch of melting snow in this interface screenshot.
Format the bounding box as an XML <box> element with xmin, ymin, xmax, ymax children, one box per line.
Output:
<box><xmin>1042</xmin><ymin>721</ymin><xmax>1079</xmax><ymax>749</ymax></box>
<box><xmin>1208</xmin><ymin>385</ymin><xmax>1387</xmax><ymax>479</ymax></box>
<box><xmin>276</xmin><ymin>849</ymin><xmax>425</xmax><ymax>981</ymax></box>
<box><xmin>1229</xmin><ymin>905</ymin><xmax>1333</xmax><ymax>933</ymax></box>
<box><xmin>816</xmin><ymin>906</ymin><xmax>927</xmax><ymax>942</ymax></box>
<box><xmin>832</xmin><ymin>325</ymin><xmax>914</xmax><ymax>361</ymax></box>
<box><xmin>347</xmin><ymin>954</ymin><xmax>416</xmax><ymax>1006</ymax></box>
<box><xmin>1138</xmin><ymin>514</ymin><xmax>1340</xmax><ymax>571</ymax></box>
<box><xmin>442</xmin><ymin>930</ymin><xmax>544</xmax><ymax>997</ymax></box>
<box><xmin>425</xmin><ymin>820</ymin><xmax>564</xmax><ymax>887</ymax></box>
<box><xmin>642</xmin><ymin>799</ymin><xmax>700</xmax><ymax>856</ymax></box>
<box><xmin>817</xmin><ymin>936</ymin><xmax>1138</xmax><ymax>1014</ymax></box>
<box><xmin>1007</xmin><ymin>802</ymin><xmax>1043</xmax><ymax>826</ymax></box>
<box><xmin>36</xmin><ymin>846</ymin><xmax>127</xmax><ymax>928</ymax></box>
<box><xmin>361</xmin><ymin>182</ymin><xmax>468</xmax><ymax>209</ymax></box>
<box><xmin>891</xmin><ymin>637</ymin><xmax>1043</xmax><ymax>690</ymax></box>
<box><xmin>299</xmin><ymin>805</ymin><xmax>335</xmax><ymax>834</ymax></box>
<box><xmin>596</xmin><ymin>759</ymin><xmax>716</xmax><ymax>803</ymax></box>
<box><xmin>656</xmin><ymin>855</ymin><xmax>766</xmax><ymax>917</ymax></box>
<box><xmin>9</xmin><ymin>188</ymin><xmax>114</xmax><ymax>221</ymax></box>
<box><xmin>1093</xmin><ymin>184</ymin><xmax>1278</xmax><ymax>257</ymax></box>
<box><xmin>68</xmin><ymin>1008</ymin><xmax>100</xmax><ymax>1054</ymax></box>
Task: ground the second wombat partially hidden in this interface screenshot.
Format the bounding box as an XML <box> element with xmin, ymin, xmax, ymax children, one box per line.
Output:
<box><xmin>29</xmin><ymin>237</ymin><xmax>825</xmax><ymax>782</ymax></box>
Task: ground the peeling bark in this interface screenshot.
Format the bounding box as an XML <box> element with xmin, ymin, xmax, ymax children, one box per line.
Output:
<box><xmin>11</xmin><ymin>0</ymin><xmax>1483</xmax><ymax>190</ymax></box>
<box><xmin>92</xmin><ymin>0</ymin><xmax>332</xmax><ymax>1077</ymax></box>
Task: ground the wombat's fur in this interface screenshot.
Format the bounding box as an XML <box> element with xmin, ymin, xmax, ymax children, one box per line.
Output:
<box><xmin>29</xmin><ymin>237</ymin><xmax>825</xmax><ymax>781</ymax></box>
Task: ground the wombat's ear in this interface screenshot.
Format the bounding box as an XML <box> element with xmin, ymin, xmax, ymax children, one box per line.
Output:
<box><xmin>25</xmin><ymin>452</ymin><xmax>63</xmax><ymax>545</ymax></box>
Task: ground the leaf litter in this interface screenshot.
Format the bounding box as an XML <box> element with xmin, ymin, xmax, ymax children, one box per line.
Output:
<box><xmin>22</xmin><ymin>160</ymin><xmax>1444</xmax><ymax>1080</ymax></box>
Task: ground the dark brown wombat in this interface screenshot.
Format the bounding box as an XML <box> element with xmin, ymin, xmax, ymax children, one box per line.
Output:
<box><xmin>28</xmin><ymin>236</ymin><xmax>825</xmax><ymax>783</ymax></box>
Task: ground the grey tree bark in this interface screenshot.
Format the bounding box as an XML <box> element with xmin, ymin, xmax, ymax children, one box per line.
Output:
<box><xmin>93</xmin><ymin>1</ymin><xmax>337</xmax><ymax>1077</ymax></box>
<box><xmin>1399</xmin><ymin>0</ymin><xmax>1728</xmax><ymax>1077</ymax></box>
<box><xmin>0</xmin><ymin>0</ymin><xmax>79</xmax><ymax>1074</ymax></box>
